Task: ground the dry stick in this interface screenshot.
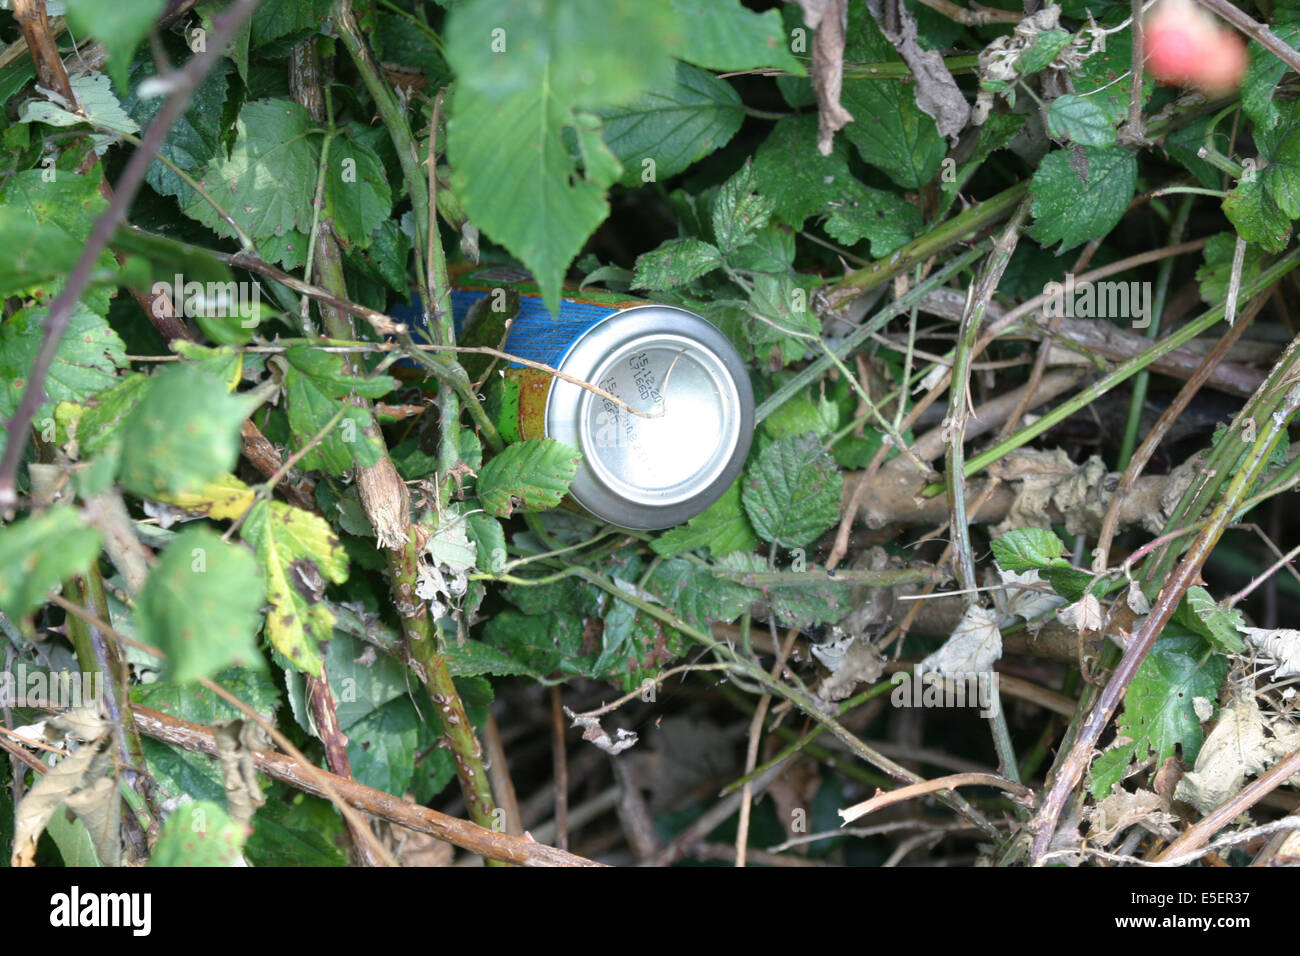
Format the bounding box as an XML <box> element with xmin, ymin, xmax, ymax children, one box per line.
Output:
<box><xmin>1029</xmin><ymin>367</ymin><xmax>1300</xmax><ymax>864</ymax></box>
<box><xmin>0</xmin><ymin>0</ymin><xmax>264</xmax><ymax>508</ymax></box>
<box><xmin>550</xmin><ymin>687</ymin><xmax>570</xmax><ymax>852</ymax></box>
<box><xmin>1158</xmin><ymin>744</ymin><xmax>1300</xmax><ymax>863</ymax></box>
<box><xmin>839</xmin><ymin>772</ymin><xmax>1034</xmax><ymax>825</ymax></box>
<box><xmin>483</xmin><ymin>714</ymin><xmax>523</xmax><ymax>835</ymax></box>
<box><xmin>130</xmin><ymin>704</ymin><xmax>604</xmax><ymax>866</ymax></box>
<box><xmin>1093</xmin><ymin>293</ymin><xmax>1268</xmax><ymax>570</ymax></box>
<box><xmin>942</xmin><ymin>204</ymin><xmax>1030</xmax><ymax>784</ymax></box>
<box><xmin>910</xmin><ymin>0</ymin><xmax>1023</xmax><ymax>25</ymax></box>
<box><xmin>1195</xmin><ymin>0</ymin><xmax>1300</xmax><ymax>74</ymax></box>
<box><xmin>736</xmin><ymin>628</ymin><xmax>799</xmax><ymax>868</ymax></box>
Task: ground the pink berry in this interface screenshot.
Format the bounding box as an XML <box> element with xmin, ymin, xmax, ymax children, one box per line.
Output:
<box><xmin>1144</xmin><ymin>0</ymin><xmax>1247</xmax><ymax>96</ymax></box>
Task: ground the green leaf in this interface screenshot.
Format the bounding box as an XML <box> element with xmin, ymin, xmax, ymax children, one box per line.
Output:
<box><xmin>1073</xmin><ymin>33</ymin><xmax>1151</xmax><ymax>125</ymax></box>
<box><xmin>651</xmin><ymin>479</ymin><xmax>759</xmax><ymax>558</ymax></box>
<box><xmin>282</xmin><ymin>347</ymin><xmax>395</xmax><ymax>475</ymax></box>
<box><xmin>445</xmin><ymin>638</ymin><xmax>543</xmax><ymax>678</ymax></box>
<box><xmin>118</xmin><ymin>366</ymin><xmax>246</xmax><ymax>497</ymax></box>
<box><xmin>325</xmin><ymin>136</ymin><xmax>391</xmax><ymax>250</ymax></box>
<box><xmin>598</xmin><ymin>61</ymin><xmax>745</xmax><ymax>187</ymax></box>
<box><xmin>1196</xmin><ymin>232</ymin><xmax>1266</xmax><ymax>305</ymax></box>
<box><xmin>741</xmin><ymin>433</ymin><xmax>843</xmax><ymax>548</ymax></box>
<box><xmin>1018</xmin><ymin>28</ymin><xmax>1072</xmax><ymax>75</ymax></box>
<box><xmin>240</xmin><ymin>500</ymin><xmax>349</xmax><ymax>676</ymax></box>
<box><xmin>763</xmin><ymin>394</ymin><xmax>839</xmax><ymax>440</ymax></box>
<box><xmin>446</xmin><ymin>0</ymin><xmax>679</xmax><ymax>312</ymax></box>
<box><xmin>1089</xmin><ymin>633</ymin><xmax>1228</xmax><ymax>796</ymax></box>
<box><xmin>482</xmin><ymin>608</ymin><xmax>590</xmax><ymax>677</ymax></box>
<box><xmin>0</xmin><ymin>507</ymin><xmax>101</xmax><ymax>621</ymax></box>
<box><xmin>1045</xmin><ymin>94</ymin><xmax>1116</xmax><ymax>148</ymax></box>
<box><xmin>476</xmin><ymin>438</ymin><xmax>581</xmax><ymax>517</ymax></box>
<box><xmin>65</xmin><ymin>0</ymin><xmax>166</xmax><ymax>91</ymax></box>
<box><xmin>644</xmin><ymin>557</ymin><xmax>757</xmax><ymax>632</ymax></box>
<box><xmin>465</xmin><ymin>512</ymin><xmax>507</xmax><ymax>572</ymax></box>
<box><xmin>247</xmin><ymin>793</ymin><xmax>347</xmax><ymax>867</ymax></box>
<box><xmin>1028</xmin><ymin>146</ymin><xmax>1137</xmax><ymax>252</ymax></box>
<box><xmin>346</xmin><ymin>697</ymin><xmax>418</xmax><ymax>795</ymax></box>
<box><xmin>251</xmin><ymin>0</ymin><xmax>333</xmax><ymax>45</ymax></box>
<box><xmin>840</xmin><ymin>80</ymin><xmax>946</xmax><ymax>190</ymax></box>
<box><xmin>1223</xmin><ymin>177</ymin><xmax>1294</xmax><ymax>252</ymax></box>
<box><xmin>1184</xmin><ymin>586</ymin><xmax>1247</xmax><ymax>654</ymax></box>
<box><xmin>181</xmin><ymin>99</ymin><xmax>320</xmax><ymax>264</ymax></box>
<box><xmin>990</xmin><ymin>528</ymin><xmax>1069</xmax><ymax>571</ymax></box>
<box><xmin>751</xmin><ymin>115</ymin><xmax>920</xmax><ymax>256</ymax></box>
<box><xmin>18</xmin><ymin>71</ymin><xmax>141</xmax><ymax>154</ymax></box>
<box><xmin>0</xmin><ymin>304</ymin><xmax>127</xmax><ymax>427</ymax></box>
<box><xmin>1242</xmin><ymin>12</ymin><xmax>1300</xmax><ymax>133</ymax></box>
<box><xmin>632</xmin><ymin>237</ymin><xmax>722</xmax><ymax>290</ymax></box>
<box><xmin>136</xmin><ymin>526</ymin><xmax>266</xmax><ymax>683</ymax></box>
<box><xmin>151</xmin><ymin>801</ymin><xmax>248</xmax><ymax>867</ymax></box>
<box><xmin>711</xmin><ymin>162</ymin><xmax>775</xmax><ymax>254</ymax></box>
<box><xmin>668</xmin><ymin>0</ymin><xmax>804</xmax><ymax>73</ymax></box>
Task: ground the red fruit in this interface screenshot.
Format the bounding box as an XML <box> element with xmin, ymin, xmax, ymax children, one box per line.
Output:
<box><xmin>1144</xmin><ymin>0</ymin><xmax>1247</xmax><ymax>96</ymax></box>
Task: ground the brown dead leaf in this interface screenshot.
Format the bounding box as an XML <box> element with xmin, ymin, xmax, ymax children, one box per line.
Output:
<box><xmin>1087</xmin><ymin>788</ymin><xmax>1178</xmax><ymax>846</ymax></box>
<box><xmin>867</xmin><ymin>0</ymin><xmax>970</xmax><ymax>142</ymax></box>
<box><xmin>795</xmin><ymin>0</ymin><xmax>855</xmax><ymax>154</ymax></box>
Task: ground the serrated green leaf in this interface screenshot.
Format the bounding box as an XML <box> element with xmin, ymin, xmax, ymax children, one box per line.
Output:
<box><xmin>645</xmin><ymin>557</ymin><xmax>756</xmax><ymax>632</ymax></box>
<box><xmin>669</xmin><ymin>0</ymin><xmax>803</xmax><ymax>73</ymax></box>
<box><xmin>65</xmin><ymin>0</ymin><xmax>166</xmax><ymax>91</ymax></box>
<box><xmin>1242</xmin><ymin>15</ymin><xmax>1300</xmax><ymax>133</ymax></box>
<box><xmin>118</xmin><ymin>366</ymin><xmax>246</xmax><ymax>497</ymax></box>
<box><xmin>445</xmin><ymin>638</ymin><xmax>543</xmax><ymax>678</ymax></box>
<box><xmin>325</xmin><ymin>136</ymin><xmax>391</xmax><ymax>250</ymax></box>
<box><xmin>446</xmin><ymin>0</ymin><xmax>679</xmax><ymax>312</ymax></box>
<box><xmin>482</xmin><ymin>608</ymin><xmax>590</xmax><ymax>677</ymax></box>
<box><xmin>1073</xmin><ymin>33</ymin><xmax>1151</xmax><ymax>124</ymax></box>
<box><xmin>465</xmin><ymin>512</ymin><xmax>507</xmax><ymax>571</ymax></box>
<box><xmin>240</xmin><ymin>500</ymin><xmax>349</xmax><ymax>676</ymax></box>
<box><xmin>763</xmin><ymin>394</ymin><xmax>839</xmax><ymax>440</ymax></box>
<box><xmin>246</xmin><ymin>793</ymin><xmax>347</xmax><ymax>867</ymax></box>
<box><xmin>1196</xmin><ymin>232</ymin><xmax>1266</xmax><ymax>305</ymax></box>
<box><xmin>476</xmin><ymin>438</ymin><xmax>581</xmax><ymax>517</ymax></box>
<box><xmin>18</xmin><ymin>71</ymin><xmax>140</xmax><ymax>156</ymax></box>
<box><xmin>136</xmin><ymin>526</ymin><xmax>265</xmax><ymax>683</ymax></box>
<box><xmin>346</xmin><ymin>697</ymin><xmax>418</xmax><ymax>795</ymax></box>
<box><xmin>0</xmin><ymin>506</ymin><xmax>102</xmax><ymax>621</ymax></box>
<box><xmin>1018</xmin><ymin>28</ymin><xmax>1072</xmax><ymax>75</ymax></box>
<box><xmin>181</xmin><ymin>99</ymin><xmax>319</xmax><ymax>265</ymax></box>
<box><xmin>711</xmin><ymin>162</ymin><xmax>775</xmax><ymax>254</ymax></box>
<box><xmin>1028</xmin><ymin>146</ymin><xmax>1137</xmax><ymax>252</ymax></box>
<box><xmin>0</xmin><ymin>304</ymin><xmax>127</xmax><ymax>429</ymax></box>
<box><xmin>1045</xmin><ymin>94</ymin><xmax>1116</xmax><ymax>147</ymax></box>
<box><xmin>251</xmin><ymin>0</ymin><xmax>333</xmax><ymax>45</ymax></box>
<box><xmin>990</xmin><ymin>527</ymin><xmax>1069</xmax><ymax>571</ymax></box>
<box><xmin>123</xmin><ymin>58</ymin><xmax>233</xmax><ymax>203</ymax></box>
<box><xmin>651</xmin><ymin>480</ymin><xmax>758</xmax><ymax>558</ymax></box>
<box><xmin>282</xmin><ymin>347</ymin><xmax>394</xmax><ymax>476</ymax></box>
<box><xmin>1089</xmin><ymin>633</ymin><xmax>1228</xmax><ymax>796</ymax></box>
<box><xmin>741</xmin><ymin>433</ymin><xmax>842</xmax><ymax>548</ymax></box>
<box><xmin>1185</xmin><ymin>586</ymin><xmax>1247</xmax><ymax>654</ymax></box>
<box><xmin>1223</xmin><ymin>177</ymin><xmax>1294</xmax><ymax>252</ymax></box>
<box><xmin>151</xmin><ymin>801</ymin><xmax>247</xmax><ymax>867</ymax></box>
<box><xmin>322</xmin><ymin>633</ymin><xmax>410</xmax><ymax>730</ymax></box>
<box><xmin>632</xmin><ymin>237</ymin><xmax>722</xmax><ymax>290</ymax></box>
<box><xmin>840</xmin><ymin>80</ymin><xmax>946</xmax><ymax>190</ymax></box>
<box><xmin>598</xmin><ymin>61</ymin><xmax>744</xmax><ymax>187</ymax></box>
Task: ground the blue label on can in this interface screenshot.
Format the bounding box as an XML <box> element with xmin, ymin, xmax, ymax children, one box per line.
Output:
<box><xmin>390</xmin><ymin>291</ymin><xmax>617</xmax><ymax>369</ymax></box>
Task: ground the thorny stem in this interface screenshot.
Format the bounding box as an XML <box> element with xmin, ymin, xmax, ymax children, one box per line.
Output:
<box><xmin>943</xmin><ymin>202</ymin><xmax>1029</xmax><ymax>785</ymax></box>
<box><xmin>1029</xmin><ymin>348</ymin><xmax>1300</xmax><ymax>864</ymax></box>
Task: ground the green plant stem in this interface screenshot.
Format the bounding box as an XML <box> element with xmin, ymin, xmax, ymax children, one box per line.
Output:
<box><xmin>921</xmin><ymin>246</ymin><xmax>1300</xmax><ymax>496</ymax></box>
<box><xmin>711</xmin><ymin>567</ymin><xmax>941</xmax><ymax>587</ymax></box>
<box><xmin>1116</xmin><ymin>196</ymin><xmax>1191</xmax><ymax>470</ymax></box>
<box><xmin>823</xmin><ymin>182</ymin><xmax>1028</xmax><ymax>310</ymax></box>
<box><xmin>757</xmin><ymin>245</ymin><xmax>986</xmax><ymax>422</ymax></box>
<box><xmin>387</xmin><ymin>538</ymin><xmax>499</xmax><ymax>833</ymax></box>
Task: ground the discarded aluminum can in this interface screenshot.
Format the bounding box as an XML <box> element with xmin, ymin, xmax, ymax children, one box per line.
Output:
<box><xmin>393</xmin><ymin>264</ymin><xmax>754</xmax><ymax>530</ymax></box>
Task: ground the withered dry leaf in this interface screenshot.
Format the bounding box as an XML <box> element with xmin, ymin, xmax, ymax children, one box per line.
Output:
<box><xmin>64</xmin><ymin>776</ymin><xmax>122</xmax><ymax>868</ymax></box>
<box><xmin>867</xmin><ymin>0</ymin><xmax>970</xmax><ymax>142</ymax></box>
<box><xmin>919</xmin><ymin>603</ymin><xmax>1001</xmax><ymax>675</ymax></box>
<box><xmin>1174</xmin><ymin>695</ymin><xmax>1300</xmax><ymax>813</ymax></box>
<box><xmin>1239</xmin><ymin>627</ymin><xmax>1300</xmax><ymax>679</ymax></box>
<box><xmin>568</xmin><ymin>712</ymin><xmax>638</xmax><ymax>756</ymax></box>
<box><xmin>795</xmin><ymin>0</ymin><xmax>854</xmax><ymax>154</ymax></box>
<box><xmin>1086</xmin><ymin>788</ymin><xmax>1178</xmax><ymax>846</ymax></box>
<box><xmin>214</xmin><ymin>719</ymin><xmax>270</xmax><ymax>827</ymax></box>
<box><xmin>1056</xmin><ymin>593</ymin><xmax>1103</xmax><ymax>635</ymax></box>
<box><xmin>992</xmin><ymin>568</ymin><xmax>1065</xmax><ymax>631</ymax></box>
<box><xmin>12</xmin><ymin>734</ymin><xmax>111</xmax><ymax>867</ymax></box>
<box><xmin>812</xmin><ymin>630</ymin><xmax>885</xmax><ymax>701</ymax></box>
